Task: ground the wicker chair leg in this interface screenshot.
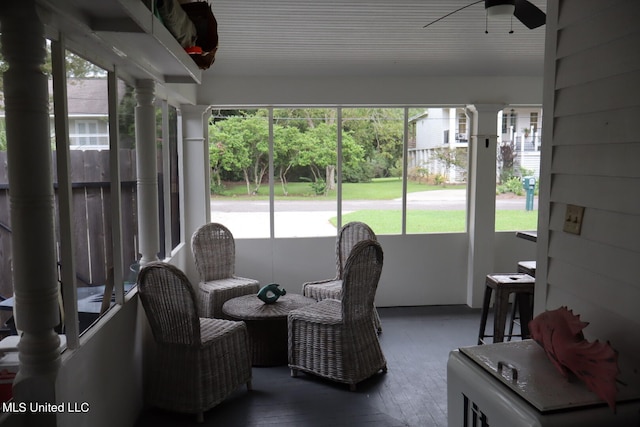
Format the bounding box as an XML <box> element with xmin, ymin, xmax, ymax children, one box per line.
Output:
<box><xmin>349</xmin><ymin>383</ymin><xmax>357</xmax><ymax>392</ymax></box>
<box><xmin>246</xmin><ymin>380</ymin><xmax>253</xmax><ymax>391</ymax></box>
<box><xmin>290</xmin><ymin>368</ymin><xmax>299</xmax><ymax>377</ymax></box>
<box><xmin>374</xmin><ymin>307</ymin><xmax>382</xmax><ymax>334</ymax></box>
<box><xmin>196</xmin><ymin>412</ymin><xmax>204</xmax><ymax>423</ymax></box>
<box><xmin>382</xmin><ymin>365</ymin><xmax>388</xmax><ymax>373</ymax></box>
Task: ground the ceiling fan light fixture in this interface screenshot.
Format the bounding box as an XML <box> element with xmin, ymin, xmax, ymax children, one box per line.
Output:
<box><xmin>487</xmin><ymin>4</ymin><xmax>515</xmax><ymax>18</ymax></box>
<box><xmin>423</xmin><ymin>0</ymin><xmax>545</xmax><ymax>31</ymax></box>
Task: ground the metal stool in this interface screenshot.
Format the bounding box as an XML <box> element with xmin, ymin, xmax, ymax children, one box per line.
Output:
<box><xmin>506</xmin><ymin>261</ymin><xmax>537</xmax><ymax>340</ymax></box>
<box><xmin>477</xmin><ymin>273</ymin><xmax>535</xmax><ymax>345</ymax></box>
<box><xmin>517</xmin><ymin>260</ymin><xmax>536</xmax><ymax>277</ymax></box>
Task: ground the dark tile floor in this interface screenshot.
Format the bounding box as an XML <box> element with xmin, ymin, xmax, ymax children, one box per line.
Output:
<box><xmin>136</xmin><ymin>305</ymin><xmax>482</xmax><ymax>427</ymax></box>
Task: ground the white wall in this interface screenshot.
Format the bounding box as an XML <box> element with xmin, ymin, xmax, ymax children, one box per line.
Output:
<box><xmin>416</xmin><ymin>108</ymin><xmax>448</xmax><ymax>149</ymax></box>
<box><xmin>192</xmin><ymin>73</ymin><xmax>544</xmax><ymax>310</ymax></box>
<box><xmin>538</xmin><ymin>0</ymin><xmax>640</xmax><ymax>389</ymax></box>
<box><xmin>55</xmin><ymin>294</ymin><xmax>144</xmax><ymax>427</ymax></box>
<box><xmin>234</xmin><ymin>231</ymin><xmax>535</xmax><ymax>307</ymax></box>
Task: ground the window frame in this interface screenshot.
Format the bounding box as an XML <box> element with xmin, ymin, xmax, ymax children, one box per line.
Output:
<box><xmin>72</xmin><ymin>119</ymin><xmax>101</xmax><ymax>146</ymax></box>
<box><xmin>209</xmin><ymin>105</ymin><xmax>470</xmax><ymax>238</ymax></box>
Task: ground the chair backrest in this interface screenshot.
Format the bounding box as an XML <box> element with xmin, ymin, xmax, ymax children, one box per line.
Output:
<box><xmin>138</xmin><ymin>262</ymin><xmax>201</xmax><ymax>346</ymax></box>
<box><xmin>341</xmin><ymin>239</ymin><xmax>383</xmax><ymax>325</ymax></box>
<box><xmin>191</xmin><ymin>222</ymin><xmax>236</xmax><ymax>281</ymax></box>
<box><xmin>336</xmin><ymin>222</ymin><xmax>376</xmax><ymax>280</ymax></box>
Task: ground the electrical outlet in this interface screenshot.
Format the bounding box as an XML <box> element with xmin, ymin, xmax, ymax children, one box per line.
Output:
<box><xmin>563</xmin><ymin>204</ymin><xmax>584</xmax><ymax>235</ymax></box>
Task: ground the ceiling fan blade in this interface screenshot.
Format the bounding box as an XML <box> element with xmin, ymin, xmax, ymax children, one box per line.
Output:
<box><xmin>423</xmin><ymin>0</ymin><xmax>483</xmax><ymax>28</ymax></box>
<box><xmin>514</xmin><ymin>0</ymin><xmax>546</xmax><ymax>29</ymax></box>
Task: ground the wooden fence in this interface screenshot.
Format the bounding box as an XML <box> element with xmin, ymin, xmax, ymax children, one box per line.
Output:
<box><xmin>0</xmin><ymin>149</ymin><xmax>138</xmax><ymax>303</ymax></box>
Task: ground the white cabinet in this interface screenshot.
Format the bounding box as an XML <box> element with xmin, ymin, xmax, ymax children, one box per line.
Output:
<box><xmin>447</xmin><ymin>340</ymin><xmax>640</xmax><ymax>427</ymax></box>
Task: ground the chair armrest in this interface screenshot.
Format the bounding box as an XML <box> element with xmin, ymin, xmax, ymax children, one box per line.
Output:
<box><xmin>301</xmin><ymin>277</ymin><xmax>340</xmax><ymax>293</ymax></box>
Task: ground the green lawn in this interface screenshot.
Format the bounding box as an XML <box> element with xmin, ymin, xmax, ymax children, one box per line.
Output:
<box><xmin>214</xmin><ymin>177</ymin><xmax>464</xmax><ymax>200</ymax></box>
<box><xmin>215</xmin><ymin>178</ymin><xmax>537</xmax><ymax>232</ymax></box>
<box><xmin>333</xmin><ymin>210</ymin><xmax>538</xmax><ymax>233</ymax></box>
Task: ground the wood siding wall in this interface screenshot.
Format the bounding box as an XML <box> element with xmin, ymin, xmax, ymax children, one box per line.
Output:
<box><xmin>540</xmin><ymin>0</ymin><xmax>640</xmax><ymax>387</ymax></box>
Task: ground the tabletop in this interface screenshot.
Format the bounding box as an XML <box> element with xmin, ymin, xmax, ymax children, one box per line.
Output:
<box><xmin>222</xmin><ymin>293</ymin><xmax>316</xmax><ymax>321</ymax></box>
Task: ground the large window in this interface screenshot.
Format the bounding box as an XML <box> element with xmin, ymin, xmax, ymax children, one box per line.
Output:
<box><xmin>0</xmin><ymin>40</ymin><xmax>182</xmax><ymax>344</ymax></box>
<box><xmin>63</xmin><ymin>54</ymin><xmax>139</xmax><ymax>335</ymax></box>
<box><xmin>117</xmin><ymin>80</ymin><xmax>139</xmax><ymax>285</ymax></box>
<box><xmin>406</xmin><ymin>107</ymin><xmax>468</xmax><ymax>233</ymax></box>
<box><xmin>341</xmin><ymin>108</ymin><xmax>403</xmax><ymax>235</ymax></box>
<box><xmin>157</xmin><ymin>102</ymin><xmax>181</xmax><ymax>256</ymax></box>
<box><xmin>273</xmin><ymin>108</ymin><xmax>338</xmax><ymax>238</ymax></box>
<box><xmin>209</xmin><ymin>106</ymin><xmax>469</xmax><ymax>238</ymax></box>
<box><xmin>495</xmin><ymin>106</ymin><xmax>542</xmax><ymax>231</ymax></box>
<box><xmin>209</xmin><ymin>109</ymin><xmax>271</xmax><ymax>238</ymax></box>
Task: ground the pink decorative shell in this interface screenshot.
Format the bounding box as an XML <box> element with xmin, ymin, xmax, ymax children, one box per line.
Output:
<box><xmin>529</xmin><ymin>306</ymin><xmax>619</xmax><ymax>411</ymax></box>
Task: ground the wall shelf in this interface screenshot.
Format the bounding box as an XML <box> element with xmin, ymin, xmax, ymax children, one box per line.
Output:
<box><xmin>40</xmin><ymin>0</ymin><xmax>202</xmax><ymax>85</ymax></box>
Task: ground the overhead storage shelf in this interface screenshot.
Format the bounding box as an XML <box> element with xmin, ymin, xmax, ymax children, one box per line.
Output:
<box><xmin>40</xmin><ymin>0</ymin><xmax>202</xmax><ymax>84</ymax></box>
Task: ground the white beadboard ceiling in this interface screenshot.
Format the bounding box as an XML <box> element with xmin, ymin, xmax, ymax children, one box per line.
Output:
<box><xmin>208</xmin><ymin>0</ymin><xmax>547</xmax><ymax>77</ymax></box>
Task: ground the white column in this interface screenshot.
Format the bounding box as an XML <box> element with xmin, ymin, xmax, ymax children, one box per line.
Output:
<box><xmin>135</xmin><ymin>80</ymin><xmax>160</xmax><ymax>264</ymax></box>
<box><xmin>0</xmin><ymin>2</ymin><xmax>60</xmax><ymax>424</ymax></box>
<box><xmin>466</xmin><ymin>104</ymin><xmax>503</xmax><ymax>307</ymax></box>
<box><xmin>181</xmin><ymin>105</ymin><xmax>211</xmax><ymax>280</ymax></box>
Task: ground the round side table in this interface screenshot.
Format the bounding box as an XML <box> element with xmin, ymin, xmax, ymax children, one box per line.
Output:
<box><xmin>222</xmin><ymin>293</ymin><xmax>316</xmax><ymax>366</ymax></box>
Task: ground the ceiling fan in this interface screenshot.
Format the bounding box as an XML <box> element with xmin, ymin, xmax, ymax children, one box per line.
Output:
<box><xmin>423</xmin><ymin>0</ymin><xmax>546</xmax><ymax>31</ymax></box>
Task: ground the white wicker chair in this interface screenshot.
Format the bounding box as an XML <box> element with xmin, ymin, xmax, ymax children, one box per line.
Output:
<box><xmin>288</xmin><ymin>239</ymin><xmax>387</xmax><ymax>391</ymax></box>
<box><xmin>191</xmin><ymin>223</ymin><xmax>260</xmax><ymax>318</ymax></box>
<box><xmin>138</xmin><ymin>262</ymin><xmax>252</xmax><ymax>423</ymax></box>
<box><xmin>301</xmin><ymin>221</ymin><xmax>382</xmax><ymax>332</ymax></box>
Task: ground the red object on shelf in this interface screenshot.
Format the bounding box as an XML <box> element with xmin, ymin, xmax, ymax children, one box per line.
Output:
<box><xmin>181</xmin><ymin>1</ymin><xmax>218</xmax><ymax>69</ymax></box>
<box><xmin>185</xmin><ymin>46</ymin><xmax>203</xmax><ymax>55</ymax></box>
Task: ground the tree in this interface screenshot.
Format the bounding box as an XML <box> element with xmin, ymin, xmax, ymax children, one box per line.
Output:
<box><xmin>339</xmin><ymin>108</ymin><xmax>406</xmax><ymax>181</ymax></box>
<box><xmin>498</xmin><ymin>142</ymin><xmax>518</xmax><ymax>183</ymax></box>
<box><xmin>295</xmin><ymin>122</ymin><xmax>364</xmax><ymax>193</ymax></box>
<box><xmin>209</xmin><ymin>115</ymin><xmax>269</xmax><ymax>195</ymax></box>
<box><xmin>273</xmin><ymin>125</ymin><xmax>302</xmax><ymax>196</ymax></box>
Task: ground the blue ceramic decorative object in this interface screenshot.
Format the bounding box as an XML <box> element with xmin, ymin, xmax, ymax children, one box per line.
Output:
<box><xmin>257</xmin><ymin>283</ymin><xmax>286</xmax><ymax>304</ymax></box>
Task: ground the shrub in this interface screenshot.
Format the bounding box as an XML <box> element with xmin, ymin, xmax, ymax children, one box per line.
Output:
<box><xmin>497</xmin><ymin>176</ymin><xmax>524</xmax><ymax>196</ymax></box>
<box><xmin>408</xmin><ymin>165</ymin><xmax>430</xmax><ymax>183</ymax></box>
<box><xmin>300</xmin><ymin>177</ymin><xmax>327</xmax><ymax>195</ymax></box>
<box><xmin>433</xmin><ymin>174</ymin><xmax>446</xmax><ymax>186</ymax></box>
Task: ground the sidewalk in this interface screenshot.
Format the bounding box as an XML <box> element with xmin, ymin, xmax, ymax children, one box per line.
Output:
<box><xmin>400</xmin><ymin>189</ymin><xmax>466</xmax><ymax>201</ymax></box>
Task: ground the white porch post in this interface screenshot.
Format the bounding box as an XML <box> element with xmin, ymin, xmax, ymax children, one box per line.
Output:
<box><xmin>181</xmin><ymin>105</ymin><xmax>211</xmax><ymax>280</ymax></box>
<box><xmin>466</xmin><ymin>104</ymin><xmax>503</xmax><ymax>307</ymax></box>
<box><xmin>135</xmin><ymin>80</ymin><xmax>160</xmax><ymax>265</ymax></box>
<box><xmin>0</xmin><ymin>2</ymin><xmax>60</xmax><ymax>424</ymax></box>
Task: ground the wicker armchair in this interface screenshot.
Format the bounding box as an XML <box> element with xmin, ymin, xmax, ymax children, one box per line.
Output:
<box><xmin>191</xmin><ymin>223</ymin><xmax>260</xmax><ymax>318</ymax></box>
<box><xmin>288</xmin><ymin>239</ymin><xmax>387</xmax><ymax>391</ymax></box>
<box><xmin>301</xmin><ymin>221</ymin><xmax>382</xmax><ymax>332</ymax></box>
<box><xmin>138</xmin><ymin>262</ymin><xmax>252</xmax><ymax>423</ymax></box>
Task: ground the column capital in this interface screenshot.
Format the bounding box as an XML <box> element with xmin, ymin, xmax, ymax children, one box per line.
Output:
<box><xmin>467</xmin><ymin>103</ymin><xmax>506</xmax><ymax>115</ymax></box>
<box><xmin>135</xmin><ymin>79</ymin><xmax>156</xmax><ymax>106</ymax></box>
<box><xmin>180</xmin><ymin>104</ymin><xmax>211</xmax><ymax>119</ymax></box>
